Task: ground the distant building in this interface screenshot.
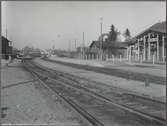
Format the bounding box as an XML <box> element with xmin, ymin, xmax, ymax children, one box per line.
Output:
<box><xmin>89</xmin><ymin>32</ymin><xmax>129</xmax><ymax>60</ymax></box>
<box><xmin>127</xmin><ymin>21</ymin><xmax>166</xmax><ymax>62</ymax></box>
<box><xmin>76</xmin><ymin>46</ymin><xmax>89</xmax><ymax>59</ymax></box>
<box><xmin>29</xmin><ymin>50</ymin><xmax>41</xmax><ymax>57</ymax></box>
<box><xmin>1</xmin><ymin>36</ymin><xmax>12</xmax><ymax>59</ymax></box>
<box><xmin>90</xmin><ymin>40</ymin><xmax>128</xmax><ymax>60</ymax></box>
<box><xmin>78</xmin><ymin>21</ymin><xmax>166</xmax><ymax>62</ymax></box>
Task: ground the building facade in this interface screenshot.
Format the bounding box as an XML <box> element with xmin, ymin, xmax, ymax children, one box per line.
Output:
<box><xmin>2</xmin><ymin>36</ymin><xmax>12</xmax><ymax>59</ymax></box>
<box><xmin>127</xmin><ymin>21</ymin><xmax>166</xmax><ymax>62</ymax></box>
<box><xmin>76</xmin><ymin>46</ymin><xmax>98</xmax><ymax>60</ymax></box>
<box><xmin>90</xmin><ymin>40</ymin><xmax>128</xmax><ymax>60</ymax></box>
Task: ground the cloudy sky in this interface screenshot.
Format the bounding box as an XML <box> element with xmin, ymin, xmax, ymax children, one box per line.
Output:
<box><xmin>1</xmin><ymin>1</ymin><xmax>166</xmax><ymax>50</ymax></box>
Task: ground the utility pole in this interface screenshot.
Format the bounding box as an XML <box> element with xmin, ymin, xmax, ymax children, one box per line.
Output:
<box><xmin>51</xmin><ymin>40</ymin><xmax>55</xmax><ymax>55</ymax></box>
<box><xmin>100</xmin><ymin>17</ymin><xmax>103</xmax><ymax>60</ymax></box>
<box><xmin>68</xmin><ymin>40</ymin><xmax>71</xmax><ymax>58</ymax></box>
<box><xmin>82</xmin><ymin>32</ymin><xmax>85</xmax><ymax>60</ymax></box>
<box><xmin>75</xmin><ymin>39</ymin><xmax>77</xmax><ymax>51</ymax></box>
<box><xmin>68</xmin><ymin>40</ymin><xmax>71</xmax><ymax>53</ymax></box>
<box><xmin>6</xmin><ymin>28</ymin><xmax>8</xmax><ymax>38</ymax></box>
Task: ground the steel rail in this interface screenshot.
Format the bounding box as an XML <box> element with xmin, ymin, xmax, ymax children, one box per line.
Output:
<box><xmin>48</xmin><ymin>76</ymin><xmax>166</xmax><ymax>125</ymax></box>
<box><xmin>33</xmin><ymin>61</ymin><xmax>166</xmax><ymax>104</ymax></box>
<box><xmin>42</xmin><ymin>57</ymin><xmax>165</xmax><ymax>85</ymax></box>
<box><xmin>25</xmin><ymin>61</ymin><xmax>166</xmax><ymax>125</ymax></box>
<box><xmin>23</xmin><ymin>63</ymin><xmax>104</xmax><ymax>126</ymax></box>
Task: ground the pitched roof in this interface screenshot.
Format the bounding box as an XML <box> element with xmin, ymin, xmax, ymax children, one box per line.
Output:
<box><xmin>90</xmin><ymin>40</ymin><xmax>128</xmax><ymax>49</ymax></box>
<box><xmin>149</xmin><ymin>21</ymin><xmax>166</xmax><ymax>33</ymax></box>
<box><xmin>90</xmin><ymin>41</ymin><xmax>100</xmax><ymax>48</ymax></box>
<box><xmin>135</xmin><ymin>21</ymin><xmax>166</xmax><ymax>38</ymax></box>
<box><xmin>2</xmin><ymin>36</ymin><xmax>10</xmax><ymax>42</ymax></box>
<box><xmin>103</xmin><ymin>41</ymin><xmax>128</xmax><ymax>49</ymax></box>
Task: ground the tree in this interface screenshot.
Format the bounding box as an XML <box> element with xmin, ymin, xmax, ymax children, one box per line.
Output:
<box><xmin>107</xmin><ymin>24</ymin><xmax>118</xmax><ymax>42</ymax></box>
<box><xmin>124</xmin><ymin>28</ymin><xmax>131</xmax><ymax>40</ymax></box>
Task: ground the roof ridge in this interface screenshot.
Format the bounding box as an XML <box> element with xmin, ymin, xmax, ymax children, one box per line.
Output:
<box><xmin>134</xmin><ymin>21</ymin><xmax>166</xmax><ymax>38</ymax></box>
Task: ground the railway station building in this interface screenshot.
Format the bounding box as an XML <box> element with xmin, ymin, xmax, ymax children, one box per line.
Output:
<box><xmin>127</xmin><ymin>21</ymin><xmax>166</xmax><ymax>63</ymax></box>
<box><xmin>77</xmin><ymin>21</ymin><xmax>166</xmax><ymax>63</ymax></box>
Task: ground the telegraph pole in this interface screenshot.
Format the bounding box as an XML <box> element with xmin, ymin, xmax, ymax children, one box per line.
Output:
<box><xmin>6</xmin><ymin>28</ymin><xmax>8</xmax><ymax>39</ymax></box>
<box><xmin>68</xmin><ymin>40</ymin><xmax>71</xmax><ymax>53</ymax></box>
<box><xmin>75</xmin><ymin>39</ymin><xmax>77</xmax><ymax>51</ymax></box>
<box><xmin>68</xmin><ymin>40</ymin><xmax>71</xmax><ymax>58</ymax></box>
<box><xmin>82</xmin><ymin>32</ymin><xmax>85</xmax><ymax>60</ymax></box>
<box><xmin>100</xmin><ymin>17</ymin><xmax>103</xmax><ymax>60</ymax></box>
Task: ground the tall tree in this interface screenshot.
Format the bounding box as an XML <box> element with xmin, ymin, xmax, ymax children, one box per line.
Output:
<box><xmin>124</xmin><ymin>28</ymin><xmax>131</xmax><ymax>40</ymax></box>
<box><xmin>108</xmin><ymin>24</ymin><xmax>118</xmax><ymax>42</ymax></box>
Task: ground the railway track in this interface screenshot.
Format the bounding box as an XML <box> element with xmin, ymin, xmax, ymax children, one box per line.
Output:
<box><xmin>23</xmin><ymin>61</ymin><xmax>166</xmax><ymax>126</ymax></box>
<box><xmin>23</xmin><ymin>61</ymin><xmax>103</xmax><ymax>126</ymax></box>
<box><xmin>43</xmin><ymin>57</ymin><xmax>165</xmax><ymax>85</ymax></box>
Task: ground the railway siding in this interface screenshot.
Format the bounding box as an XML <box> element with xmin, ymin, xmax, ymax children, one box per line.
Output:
<box><xmin>23</xmin><ymin>61</ymin><xmax>166</xmax><ymax>126</ymax></box>
<box><xmin>44</xmin><ymin>57</ymin><xmax>165</xmax><ymax>84</ymax></box>
<box><xmin>34</xmin><ymin>58</ymin><xmax>166</xmax><ymax>102</ymax></box>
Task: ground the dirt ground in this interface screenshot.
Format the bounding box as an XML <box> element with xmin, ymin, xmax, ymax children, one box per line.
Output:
<box><xmin>1</xmin><ymin>59</ymin><xmax>81</xmax><ymax>125</ymax></box>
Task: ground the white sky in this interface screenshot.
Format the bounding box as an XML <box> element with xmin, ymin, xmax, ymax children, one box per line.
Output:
<box><xmin>1</xmin><ymin>1</ymin><xmax>166</xmax><ymax>50</ymax></box>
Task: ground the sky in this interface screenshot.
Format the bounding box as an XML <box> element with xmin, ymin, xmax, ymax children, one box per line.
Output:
<box><xmin>1</xmin><ymin>1</ymin><xmax>166</xmax><ymax>50</ymax></box>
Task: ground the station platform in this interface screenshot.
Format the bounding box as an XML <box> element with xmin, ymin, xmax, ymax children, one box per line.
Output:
<box><xmin>1</xmin><ymin>59</ymin><xmax>81</xmax><ymax>125</ymax></box>
<box><xmin>48</xmin><ymin>56</ymin><xmax>166</xmax><ymax>77</ymax></box>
